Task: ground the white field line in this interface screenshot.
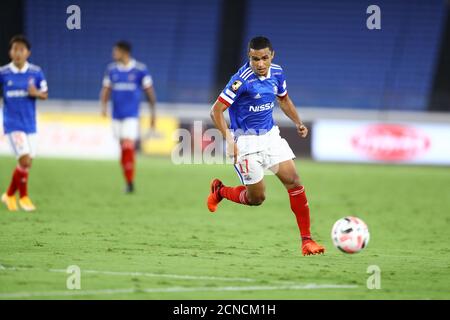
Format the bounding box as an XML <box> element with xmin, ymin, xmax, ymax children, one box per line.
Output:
<box><xmin>4</xmin><ymin>267</ymin><xmax>333</xmax><ymax>286</ymax></box>
<box><xmin>0</xmin><ymin>283</ymin><xmax>359</xmax><ymax>299</ymax></box>
<box><xmin>0</xmin><ymin>266</ymin><xmax>358</xmax><ymax>298</ymax></box>
<box><xmin>50</xmin><ymin>269</ymin><xmax>303</xmax><ymax>286</ymax></box>
<box><xmin>52</xmin><ymin>269</ymin><xmax>258</xmax><ymax>283</ymax></box>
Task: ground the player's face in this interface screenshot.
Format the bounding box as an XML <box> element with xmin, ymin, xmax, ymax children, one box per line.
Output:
<box><xmin>248</xmin><ymin>48</ymin><xmax>274</xmax><ymax>77</ymax></box>
<box><xmin>112</xmin><ymin>47</ymin><xmax>128</xmax><ymax>62</ymax></box>
<box><xmin>9</xmin><ymin>42</ymin><xmax>30</xmax><ymax>66</ymax></box>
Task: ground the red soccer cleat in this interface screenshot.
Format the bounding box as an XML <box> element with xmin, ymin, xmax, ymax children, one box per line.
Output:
<box><xmin>302</xmin><ymin>239</ymin><xmax>325</xmax><ymax>256</ymax></box>
<box><xmin>207</xmin><ymin>179</ymin><xmax>223</xmax><ymax>213</ymax></box>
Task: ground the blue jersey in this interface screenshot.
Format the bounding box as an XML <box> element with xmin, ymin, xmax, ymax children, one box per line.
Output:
<box><xmin>103</xmin><ymin>59</ymin><xmax>153</xmax><ymax>120</ymax></box>
<box><xmin>0</xmin><ymin>62</ymin><xmax>47</xmax><ymax>134</ymax></box>
<box><xmin>218</xmin><ymin>62</ymin><xmax>287</xmax><ymax>136</ymax></box>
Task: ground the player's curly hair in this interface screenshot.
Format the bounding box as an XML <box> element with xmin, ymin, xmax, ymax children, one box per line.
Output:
<box><xmin>9</xmin><ymin>35</ymin><xmax>31</xmax><ymax>50</ymax></box>
<box><xmin>248</xmin><ymin>36</ymin><xmax>273</xmax><ymax>52</ymax></box>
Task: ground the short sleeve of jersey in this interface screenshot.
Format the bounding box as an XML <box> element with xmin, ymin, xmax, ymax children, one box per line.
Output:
<box><xmin>37</xmin><ymin>69</ymin><xmax>48</xmax><ymax>92</ymax></box>
<box><xmin>217</xmin><ymin>74</ymin><xmax>246</xmax><ymax>107</ymax></box>
<box><xmin>140</xmin><ymin>67</ymin><xmax>153</xmax><ymax>89</ymax></box>
<box><xmin>102</xmin><ymin>67</ymin><xmax>112</xmax><ymax>88</ymax></box>
<box><xmin>276</xmin><ymin>70</ymin><xmax>287</xmax><ymax>97</ymax></box>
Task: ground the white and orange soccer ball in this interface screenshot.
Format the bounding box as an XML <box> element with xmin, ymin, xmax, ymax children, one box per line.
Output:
<box><xmin>331</xmin><ymin>216</ymin><xmax>370</xmax><ymax>254</ymax></box>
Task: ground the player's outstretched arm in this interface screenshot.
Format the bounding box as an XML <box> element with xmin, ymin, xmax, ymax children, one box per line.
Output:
<box><xmin>144</xmin><ymin>86</ymin><xmax>157</xmax><ymax>129</ymax></box>
<box><xmin>100</xmin><ymin>86</ymin><xmax>111</xmax><ymax>117</ymax></box>
<box><xmin>210</xmin><ymin>100</ymin><xmax>237</xmax><ymax>163</ymax></box>
<box><xmin>277</xmin><ymin>94</ymin><xmax>308</xmax><ymax>138</ymax></box>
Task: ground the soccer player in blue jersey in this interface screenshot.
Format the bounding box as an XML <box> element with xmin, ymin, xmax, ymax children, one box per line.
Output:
<box><xmin>207</xmin><ymin>36</ymin><xmax>325</xmax><ymax>256</ymax></box>
<box><xmin>100</xmin><ymin>41</ymin><xmax>156</xmax><ymax>193</ymax></box>
<box><xmin>1</xmin><ymin>35</ymin><xmax>48</xmax><ymax>212</ymax></box>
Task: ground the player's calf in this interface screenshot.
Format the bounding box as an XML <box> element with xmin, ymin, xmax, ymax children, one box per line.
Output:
<box><xmin>120</xmin><ymin>139</ymin><xmax>136</xmax><ymax>193</ymax></box>
<box><xmin>15</xmin><ymin>158</ymin><xmax>31</xmax><ymax>200</ymax></box>
<box><xmin>4</xmin><ymin>154</ymin><xmax>33</xmax><ymax>211</ymax></box>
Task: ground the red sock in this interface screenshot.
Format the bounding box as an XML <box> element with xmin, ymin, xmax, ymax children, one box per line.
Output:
<box><xmin>288</xmin><ymin>186</ymin><xmax>311</xmax><ymax>240</ymax></box>
<box><xmin>6</xmin><ymin>167</ymin><xmax>20</xmax><ymax>196</ymax></box>
<box><xmin>7</xmin><ymin>166</ymin><xmax>29</xmax><ymax>198</ymax></box>
<box><xmin>17</xmin><ymin>166</ymin><xmax>29</xmax><ymax>198</ymax></box>
<box><xmin>219</xmin><ymin>185</ymin><xmax>249</xmax><ymax>205</ymax></box>
<box><xmin>121</xmin><ymin>143</ymin><xmax>135</xmax><ymax>184</ymax></box>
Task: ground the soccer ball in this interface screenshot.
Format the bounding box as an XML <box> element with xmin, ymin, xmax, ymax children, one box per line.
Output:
<box><xmin>331</xmin><ymin>216</ymin><xmax>370</xmax><ymax>254</ymax></box>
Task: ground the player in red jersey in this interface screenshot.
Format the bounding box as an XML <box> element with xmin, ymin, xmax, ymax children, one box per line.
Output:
<box><xmin>207</xmin><ymin>37</ymin><xmax>325</xmax><ymax>256</ymax></box>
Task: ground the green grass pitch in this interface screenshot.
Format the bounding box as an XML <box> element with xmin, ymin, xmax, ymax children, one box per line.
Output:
<box><xmin>0</xmin><ymin>156</ymin><xmax>449</xmax><ymax>299</ymax></box>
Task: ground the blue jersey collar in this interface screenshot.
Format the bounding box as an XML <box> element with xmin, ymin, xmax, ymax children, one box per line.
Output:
<box><xmin>9</xmin><ymin>61</ymin><xmax>30</xmax><ymax>74</ymax></box>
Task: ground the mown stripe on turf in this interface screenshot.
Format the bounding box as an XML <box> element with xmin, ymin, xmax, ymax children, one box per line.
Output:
<box><xmin>0</xmin><ymin>283</ymin><xmax>358</xmax><ymax>298</ymax></box>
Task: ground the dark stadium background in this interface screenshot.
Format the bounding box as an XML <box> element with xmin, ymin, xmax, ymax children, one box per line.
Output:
<box><xmin>1</xmin><ymin>0</ymin><xmax>449</xmax><ymax>109</ymax></box>
<box><xmin>1</xmin><ymin>0</ymin><xmax>449</xmax><ymax>161</ymax></box>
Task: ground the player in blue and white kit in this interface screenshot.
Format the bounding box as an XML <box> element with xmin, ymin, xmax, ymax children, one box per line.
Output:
<box><xmin>100</xmin><ymin>41</ymin><xmax>157</xmax><ymax>193</ymax></box>
<box><xmin>207</xmin><ymin>37</ymin><xmax>325</xmax><ymax>256</ymax></box>
<box><xmin>1</xmin><ymin>35</ymin><xmax>48</xmax><ymax>212</ymax></box>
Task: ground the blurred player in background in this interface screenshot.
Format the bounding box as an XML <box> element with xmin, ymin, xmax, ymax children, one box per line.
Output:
<box><xmin>100</xmin><ymin>41</ymin><xmax>157</xmax><ymax>193</ymax></box>
<box><xmin>0</xmin><ymin>35</ymin><xmax>48</xmax><ymax>212</ymax></box>
<box><xmin>208</xmin><ymin>36</ymin><xmax>325</xmax><ymax>256</ymax></box>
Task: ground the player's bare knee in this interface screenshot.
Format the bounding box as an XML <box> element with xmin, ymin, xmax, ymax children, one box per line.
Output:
<box><xmin>248</xmin><ymin>193</ymin><xmax>265</xmax><ymax>206</ymax></box>
<box><xmin>18</xmin><ymin>155</ymin><xmax>32</xmax><ymax>168</ymax></box>
<box><xmin>284</xmin><ymin>174</ymin><xmax>301</xmax><ymax>190</ymax></box>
